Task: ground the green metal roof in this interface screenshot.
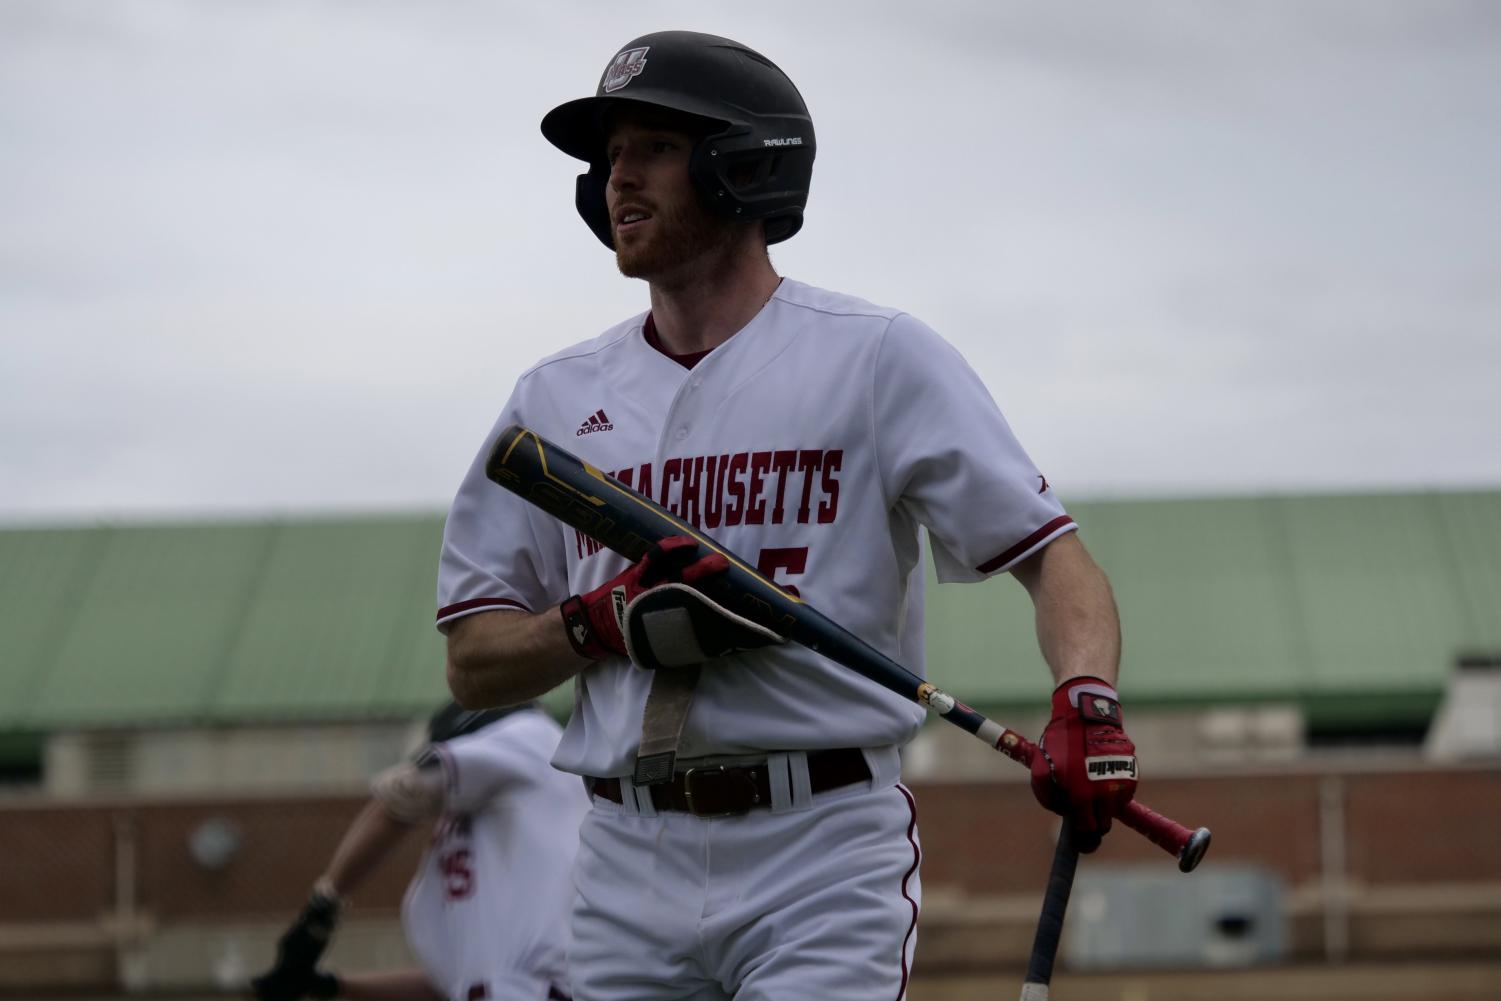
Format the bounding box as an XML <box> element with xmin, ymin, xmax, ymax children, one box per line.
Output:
<box><xmin>1</xmin><ymin>489</ymin><xmax>1497</xmax><ymax>731</ymax></box>
<box><xmin>0</xmin><ymin>516</ymin><xmax>457</xmax><ymax>730</ymax></box>
<box><xmin>933</xmin><ymin>490</ymin><xmax>1501</xmax><ymax>727</ymax></box>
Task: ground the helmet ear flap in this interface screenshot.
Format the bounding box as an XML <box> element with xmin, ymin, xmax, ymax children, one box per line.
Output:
<box><xmin>687</xmin><ymin>134</ymin><xmax>734</xmax><ymax>217</ymax></box>
<box><xmin>764</xmin><ymin>211</ymin><xmax>802</xmax><ymax>245</ymax></box>
<box><xmin>575</xmin><ymin>163</ymin><xmax>615</xmax><ymax>249</ymax></box>
<box><xmin>690</xmin><ymin>130</ymin><xmax>807</xmax><ymax>245</ymax></box>
<box><xmin>686</xmin><ymin>127</ymin><xmax>772</xmax><ymax>222</ymax></box>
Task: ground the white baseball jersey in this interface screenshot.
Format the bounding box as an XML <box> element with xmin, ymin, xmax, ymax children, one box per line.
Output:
<box><xmin>437</xmin><ymin>279</ymin><xmax>1074</xmax><ymax>778</ymax></box>
<box><xmin>399</xmin><ymin>709</ymin><xmax>590</xmax><ymax>1001</ymax></box>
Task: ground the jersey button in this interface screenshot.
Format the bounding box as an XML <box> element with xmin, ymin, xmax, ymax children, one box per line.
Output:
<box><xmin>676</xmin><ymin>427</ymin><xmax>689</xmax><ymax>440</ymax></box>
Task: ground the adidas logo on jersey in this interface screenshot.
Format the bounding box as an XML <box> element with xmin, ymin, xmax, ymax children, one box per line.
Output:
<box><xmin>576</xmin><ymin>409</ymin><xmax>614</xmax><ymax>436</ymax></box>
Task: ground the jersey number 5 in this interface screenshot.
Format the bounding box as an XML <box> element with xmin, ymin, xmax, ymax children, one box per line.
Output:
<box><xmin>756</xmin><ymin>547</ymin><xmax>808</xmax><ymax>597</ymax></box>
<box><xmin>440</xmin><ymin>847</ymin><xmax>475</xmax><ymax>900</ymax></box>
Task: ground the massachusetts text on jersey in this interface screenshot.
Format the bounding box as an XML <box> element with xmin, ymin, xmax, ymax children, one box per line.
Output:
<box><xmin>571</xmin><ymin>448</ymin><xmax>843</xmax><ymax>558</ymax></box>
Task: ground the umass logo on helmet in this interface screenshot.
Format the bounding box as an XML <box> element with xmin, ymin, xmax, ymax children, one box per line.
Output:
<box><xmin>602</xmin><ymin>47</ymin><xmax>649</xmax><ymax>93</ymax></box>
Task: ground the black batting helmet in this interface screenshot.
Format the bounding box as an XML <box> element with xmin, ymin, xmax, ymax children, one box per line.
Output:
<box><xmin>541</xmin><ymin>30</ymin><xmax>815</xmax><ymax>249</ymax></box>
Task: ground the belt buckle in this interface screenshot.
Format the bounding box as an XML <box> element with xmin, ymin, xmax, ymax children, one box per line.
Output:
<box><xmin>681</xmin><ymin>765</ymin><xmax>760</xmax><ymax>817</ymax></box>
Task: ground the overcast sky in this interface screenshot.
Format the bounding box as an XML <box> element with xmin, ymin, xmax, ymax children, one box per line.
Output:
<box><xmin>3</xmin><ymin>0</ymin><xmax>1498</xmax><ymax>525</ymax></box>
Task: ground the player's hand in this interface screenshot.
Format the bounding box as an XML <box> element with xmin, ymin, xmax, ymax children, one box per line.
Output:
<box><xmin>251</xmin><ymin>886</ymin><xmax>341</xmax><ymax>1001</ymax></box>
<box><xmin>306</xmin><ymin>970</ymin><xmax>340</xmax><ymax>1000</ymax></box>
<box><xmin>560</xmin><ymin>536</ymin><xmax>781</xmax><ymax>668</ymax></box>
<box><xmin>251</xmin><ymin>968</ymin><xmax>339</xmax><ymax>1001</ymax></box>
<box><xmin>1029</xmin><ymin>676</ymin><xmax>1138</xmax><ymax>853</ymax></box>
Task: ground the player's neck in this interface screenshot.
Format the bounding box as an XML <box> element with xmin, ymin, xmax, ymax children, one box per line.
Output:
<box><xmin>647</xmin><ymin>250</ymin><xmax>781</xmax><ymax>356</ymax></box>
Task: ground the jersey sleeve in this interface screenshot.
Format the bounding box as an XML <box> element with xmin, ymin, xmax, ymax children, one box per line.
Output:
<box><xmin>873</xmin><ymin>312</ymin><xmax>1076</xmax><ymax>583</ymax></box>
<box><xmin>428</xmin><ymin>712</ymin><xmax>563</xmax><ymax>814</ymax></box>
<box><xmin>436</xmin><ymin>388</ymin><xmax>572</xmax><ymax>626</ymax></box>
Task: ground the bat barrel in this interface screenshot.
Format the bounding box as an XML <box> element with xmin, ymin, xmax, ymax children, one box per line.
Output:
<box><xmin>1019</xmin><ymin>824</ymin><xmax>1079</xmax><ymax>1001</ymax></box>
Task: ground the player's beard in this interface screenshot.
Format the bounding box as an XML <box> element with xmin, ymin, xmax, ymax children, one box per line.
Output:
<box><xmin>615</xmin><ymin>195</ymin><xmax>737</xmax><ymax>284</ymax></box>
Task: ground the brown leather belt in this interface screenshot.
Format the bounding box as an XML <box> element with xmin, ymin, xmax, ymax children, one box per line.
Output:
<box><xmin>589</xmin><ymin>748</ymin><xmax>871</xmax><ymax>817</ymax></box>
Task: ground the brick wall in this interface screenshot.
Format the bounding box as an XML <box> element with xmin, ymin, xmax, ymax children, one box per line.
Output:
<box><xmin>2</xmin><ymin>764</ymin><xmax>1497</xmax><ymax>924</ymax></box>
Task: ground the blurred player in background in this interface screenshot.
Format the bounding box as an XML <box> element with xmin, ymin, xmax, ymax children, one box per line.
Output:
<box><xmin>251</xmin><ymin>701</ymin><xmax>589</xmax><ymax>1001</ymax></box>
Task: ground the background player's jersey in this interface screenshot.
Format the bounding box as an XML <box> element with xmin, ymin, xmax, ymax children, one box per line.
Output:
<box><xmin>438</xmin><ymin>280</ymin><xmax>1074</xmax><ymax>777</ymax></box>
<box><xmin>400</xmin><ymin>709</ymin><xmax>589</xmax><ymax>1001</ymax></box>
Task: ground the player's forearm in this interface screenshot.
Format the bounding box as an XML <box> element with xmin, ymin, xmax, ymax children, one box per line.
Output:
<box><xmin>326</xmin><ymin>968</ymin><xmax>444</xmax><ymax>1001</ymax></box>
<box><xmin>321</xmin><ymin>800</ymin><xmax>415</xmax><ymax>898</ymax></box>
<box><xmin>1011</xmin><ymin>533</ymin><xmax>1121</xmax><ymax>687</ymax></box>
<box><xmin>445</xmin><ymin>608</ymin><xmax>589</xmax><ymax>708</ymax></box>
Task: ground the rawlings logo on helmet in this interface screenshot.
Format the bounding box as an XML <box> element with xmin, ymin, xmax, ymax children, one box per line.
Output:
<box><xmin>602</xmin><ymin>46</ymin><xmax>649</xmax><ymax>93</ymax></box>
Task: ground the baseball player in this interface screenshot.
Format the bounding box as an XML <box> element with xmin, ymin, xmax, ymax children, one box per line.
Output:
<box><xmin>251</xmin><ymin>701</ymin><xmax>589</xmax><ymax>1001</ymax></box>
<box><xmin>438</xmin><ymin>30</ymin><xmax>1138</xmax><ymax>1001</ymax></box>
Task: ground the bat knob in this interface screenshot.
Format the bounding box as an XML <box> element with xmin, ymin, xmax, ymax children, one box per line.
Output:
<box><xmin>1177</xmin><ymin>827</ymin><xmax>1212</xmax><ymax>873</ymax></box>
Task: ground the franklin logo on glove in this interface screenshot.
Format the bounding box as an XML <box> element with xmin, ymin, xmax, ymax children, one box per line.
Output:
<box><xmin>1086</xmin><ymin>756</ymin><xmax>1138</xmax><ymax>780</ymax></box>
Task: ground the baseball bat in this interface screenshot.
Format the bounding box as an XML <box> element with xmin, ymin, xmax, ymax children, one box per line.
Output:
<box><xmin>484</xmin><ymin>424</ymin><xmax>1212</xmax><ymax>871</ymax></box>
<box><xmin>1020</xmin><ymin>826</ymin><xmax>1078</xmax><ymax>1001</ymax></box>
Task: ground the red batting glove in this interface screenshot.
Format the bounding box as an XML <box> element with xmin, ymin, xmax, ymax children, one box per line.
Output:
<box><xmin>559</xmin><ymin>536</ymin><xmax>729</xmax><ymax>661</ymax></box>
<box><xmin>1030</xmin><ymin>676</ymin><xmax>1138</xmax><ymax>853</ymax></box>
